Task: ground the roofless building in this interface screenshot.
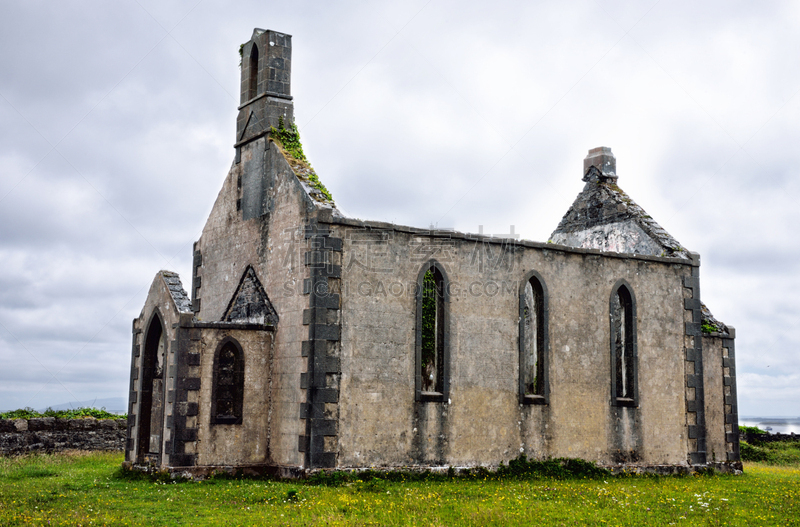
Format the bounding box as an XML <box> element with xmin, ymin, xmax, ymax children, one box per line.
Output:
<box><xmin>125</xmin><ymin>29</ymin><xmax>740</xmax><ymax>477</ymax></box>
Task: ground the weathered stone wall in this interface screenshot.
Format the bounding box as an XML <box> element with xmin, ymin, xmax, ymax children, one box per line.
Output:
<box><xmin>193</xmin><ymin>138</ymin><xmax>321</xmax><ymax>468</ymax></box>
<box><xmin>703</xmin><ymin>333</ymin><xmax>740</xmax><ymax>462</ymax></box>
<box><xmin>551</xmin><ymin>221</ymin><xmax>665</xmax><ymax>256</ymax></box>
<box><xmin>702</xmin><ymin>336</ymin><xmax>727</xmax><ymax>462</ymax></box>
<box><xmin>128</xmin><ymin>272</ymin><xmax>191</xmax><ymax>467</ymax></box>
<box><xmin>190</xmin><ymin>327</ymin><xmax>273</xmax><ymax>467</ymax></box>
<box><xmin>0</xmin><ymin>418</ymin><xmax>126</xmax><ymax>455</ymax></box>
<box><xmin>330</xmin><ymin>217</ymin><xmax>692</xmax><ymax>468</ymax></box>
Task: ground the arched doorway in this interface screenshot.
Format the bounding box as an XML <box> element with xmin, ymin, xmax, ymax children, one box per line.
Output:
<box><xmin>137</xmin><ymin>312</ymin><xmax>166</xmax><ymax>464</ymax></box>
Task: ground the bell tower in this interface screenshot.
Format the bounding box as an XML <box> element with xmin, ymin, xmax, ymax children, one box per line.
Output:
<box><xmin>235</xmin><ymin>29</ymin><xmax>294</xmax><ymax>149</ymax></box>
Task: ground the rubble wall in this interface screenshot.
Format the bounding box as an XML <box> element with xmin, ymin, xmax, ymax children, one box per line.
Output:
<box><xmin>0</xmin><ymin>418</ymin><xmax>127</xmax><ymax>455</ymax></box>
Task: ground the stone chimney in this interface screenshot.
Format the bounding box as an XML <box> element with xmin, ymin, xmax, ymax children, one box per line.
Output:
<box><xmin>582</xmin><ymin>146</ymin><xmax>617</xmax><ymax>182</ymax></box>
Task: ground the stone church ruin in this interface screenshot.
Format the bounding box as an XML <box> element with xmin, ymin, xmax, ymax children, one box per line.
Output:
<box><xmin>124</xmin><ymin>28</ymin><xmax>740</xmax><ymax>476</ymax></box>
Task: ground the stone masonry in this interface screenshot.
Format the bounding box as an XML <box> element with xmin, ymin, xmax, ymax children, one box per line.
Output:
<box><xmin>0</xmin><ymin>418</ymin><xmax>127</xmax><ymax>455</ymax></box>
<box><xmin>125</xmin><ymin>29</ymin><xmax>740</xmax><ymax>477</ymax></box>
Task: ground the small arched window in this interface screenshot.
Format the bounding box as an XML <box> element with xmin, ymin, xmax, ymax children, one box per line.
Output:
<box><xmin>610</xmin><ymin>281</ymin><xmax>637</xmax><ymax>407</ymax></box>
<box><xmin>248</xmin><ymin>44</ymin><xmax>259</xmax><ymax>100</ymax></box>
<box><xmin>519</xmin><ymin>271</ymin><xmax>548</xmax><ymax>404</ymax></box>
<box><xmin>211</xmin><ymin>339</ymin><xmax>244</xmax><ymax>424</ymax></box>
<box><xmin>415</xmin><ymin>260</ymin><xmax>449</xmax><ymax>402</ymax></box>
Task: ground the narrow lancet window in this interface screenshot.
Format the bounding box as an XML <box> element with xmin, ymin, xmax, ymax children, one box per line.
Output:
<box><xmin>248</xmin><ymin>44</ymin><xmax>259</xmax><ymax>99</ymax></box>
<box><xmin>212</xmin><ymin>339</ymin><xmax>244</xmax><ymax>424</ymax></box>
<box><xmin>421</xmin><ymin>268</ymin><xmax>443</xmax><ymax>392</ymax></box>
<box><xmin>610</xmin><ymin>282</ymin><xmax>637</xmax><ymax>406</ymax></box>
<box><xmin>519</xmin><ymin>272</ymin><xmax>548</xmax><ymax>404</ymax></box>
<box><xmin>416</xmin><ymin>261</ymin><xmax>449</xmax><ymax>402</ymax></box>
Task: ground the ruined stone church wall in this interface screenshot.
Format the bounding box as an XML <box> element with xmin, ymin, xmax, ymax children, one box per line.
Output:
<box><xmin>191</xmin><ymin>138</ymin><xmax>319</xmax><ymax>468</ymax></box>
<box><xmin>127</xmin><ymin>273</ymin><xmax>187</xmax><ymax>467</ymax></box>
<box><xmin>332</xmin><ymin>222</ymin><xmax>692</xmax><ymax>468</ymax></box>
<box><xmin>190</xmin><ymin>327</ymin><xmax>272</xmax><ymax>466</ymax></box>
<box><xmin>702</xmin><ymin>333</ymin><xmax>740</xmax><ymax>463</ymax></box>
<box><xmin>702</xmin><ymin>336</ymin><xmax>726</xmax><ymax>463</ymax></box>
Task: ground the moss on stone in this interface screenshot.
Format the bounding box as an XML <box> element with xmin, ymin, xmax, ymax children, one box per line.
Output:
<box><xmin>269</xmin><ymin>117</ymin><xmax>334</xmax><ymax>204</ymax></box>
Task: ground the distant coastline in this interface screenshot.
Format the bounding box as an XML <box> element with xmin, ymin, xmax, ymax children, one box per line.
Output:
<box><xmin>740</xmin><ymin>417</ymin><xmax>800</xmax><ymax>435</ymax></box>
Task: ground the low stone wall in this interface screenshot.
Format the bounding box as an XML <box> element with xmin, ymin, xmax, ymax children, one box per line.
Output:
<box><xmin>742</xmin><ymin>432</ymin><xmax>799</xmax><ymax>444</ymax></box>
<box><xmin>0</xmin><ymin>418</ymin><xmax>127</xmax><ymax>455</ymax></box>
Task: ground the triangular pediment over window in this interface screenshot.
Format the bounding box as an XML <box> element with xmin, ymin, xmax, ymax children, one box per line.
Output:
<box><xmin>223</xmin><ymin>266</ymin><xmax>278</xmax><ymax>325</ymax></box>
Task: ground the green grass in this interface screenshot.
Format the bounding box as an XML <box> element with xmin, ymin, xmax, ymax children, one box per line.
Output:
<box><xmin>741</xmin><ymin>439</ymin><xmax>800</xmax><ymax>465</ymax></box>
<box><xmin>1</xmin><ymin>453</ymin><xmax>800</xmax><ymax>526</ymax></box>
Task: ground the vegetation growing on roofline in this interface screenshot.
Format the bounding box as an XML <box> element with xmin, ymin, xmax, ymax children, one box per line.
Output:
<box><xmin>0</xmin><ymin>407</ymin><xmax>124</xmax><ymax>420</ymax></box>
<box><xmin>270</xmin><ymin>116</ymin><xmax>334</xmax><ymax>203</ymax></box>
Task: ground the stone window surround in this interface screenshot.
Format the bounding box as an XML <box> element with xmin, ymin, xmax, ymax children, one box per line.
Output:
<box><xmin>415</xmin><ymin>259</ymin><xmax>450</xmax><ymax>403</ymax></box>
<box><xmin>518</xmin><ymin>270</ymin><xmax>550</xmax><ymax>405</ymax></box>
<box><xmin>210</xmin><ymin>336</ymin><xmax>245</xmax><ymax>426</ymax></box>
<box><xmin>247</xmin><ymin>43</ymin><xmax>259</xmax><ymax>100</ymax></box>
<box><xmin>609</xmin><ymin>279</ymin><xmax>638</xmax><ymax>408</ymax></box>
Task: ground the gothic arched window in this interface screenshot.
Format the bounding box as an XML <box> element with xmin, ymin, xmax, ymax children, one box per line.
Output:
<box><xmin>138</xmin><ymin>311</ymin><xmax>166</xmax><ymax>462</ymax></box>
<box><xmin>519</xmin><ymin>271</ymin><xmax>549</xmax><ymax>404</ymax></box>
<box><xmin>610</xmin><ymin>281</ymin><xmax>637</xmax><ymax>407</ymax></box>
<box><xmin>248</xmin><ymin>44</ymin><xmax>259</xmax><ymax>100</ymax></box>
<box><xmin>415</xmin><ymin>260</ymin><xmax>449</xmax><ymax>402</ymax></box>
<box><xmin>211</xmin><ymin>339</ymin><xmax>244</xmax><ymax>424</ymax></box>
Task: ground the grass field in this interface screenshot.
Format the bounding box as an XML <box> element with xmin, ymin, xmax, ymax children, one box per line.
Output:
<box><xmin>0</xmin><ymin>452</ymin><xmax>799</xmax><ymax>526</ymax></box>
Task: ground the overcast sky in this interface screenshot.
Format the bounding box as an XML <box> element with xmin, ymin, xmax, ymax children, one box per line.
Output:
<box><xmin>0</xmin><ymin>1</ymin><xmax>798</xmax><ymax>416</ymax></box>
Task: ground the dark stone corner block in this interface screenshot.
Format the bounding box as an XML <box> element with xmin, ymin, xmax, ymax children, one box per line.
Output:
<box><xmin>170</xmin><ymin>454</ymin><xmax>196</xmax><ymax>467</ymax></box>
<box><xmin>182</xmin><ymin>377</ymin><xmax>202</xmax><ymax>391</ymax></box>
<box><xmin>313</xmin><ymin>452</ymin><xmax>337</xmax><ymax>468</ymax></box>
<box><xmin>689</xmin><ymin>452</ymin><xmax>706</xmax><ymax>465</ymax></box>
<box><xmin>185</xmin><ymin>353</ymin><xmax>201</xmax><ymax>366</ymax></box>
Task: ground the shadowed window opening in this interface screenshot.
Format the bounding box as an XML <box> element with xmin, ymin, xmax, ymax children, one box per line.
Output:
<box><xmin>248</xmin><ymin>44</ymin><xmax>259</xmax><ymax>99</ymax></box>
<box><xmin>416</xmin><ymin>261</ymin><xmax>449</xmax><ymax>402</ymax></box>
<box><xmin>421</xmin><ymin>268</ymin><xmax>444</xmax><ymax>393</ymax></box>
<box><xmin>212</xmin><ymin>341</ymin><xmax>244</xmax><ymax>424</ymax></box>
<box><xmin>522</xmin><ymin>278</ymin><xmax>545</xmax><ymax>396</ymax></box>
<box><xmin>138</xmin><ymin>312</ymin><xmax>166</xmax><ymax>462</ymax></box>
<box><xmin>611</xmin><ymin>283</ymin><xmax>637</xmax><ymax>406</ymax></box>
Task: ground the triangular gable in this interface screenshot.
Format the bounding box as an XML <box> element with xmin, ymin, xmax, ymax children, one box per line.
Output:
<box><xmin>223</xmin><ymin>266</ymin><xmax>278</xmax><ymax>325</ymax></box>
<box><xmin>550</xmin><ymin>166</ymin><xmax>689</xmax><ymax>259</ymax></box>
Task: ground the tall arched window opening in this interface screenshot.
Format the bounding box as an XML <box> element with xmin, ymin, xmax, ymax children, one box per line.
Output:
<box><xmin>519</xmin><ymin>272</ymin><xmax>548</xmax><ymax>404</ymax></box>
<box><xmin>610</xmin><ymin>281</ymin><xmax>637</xmax><ymax>406</ymax></box>
<box><xmin>248</xmin><ymin>44</ymin><xmax>259</xmax><ymax>100</ymax></box>
<box><xmin>138</xmin><ymin>312</ymin><xmax>166</xmax><ymax>462</ymax></box>
<box><xmin>211</xmin><ymin>339</ymin><xmax>244</xmax><ymax>425</ymax></box>
<box><xmin>415</xmin><ymin>261</ymin><xmax>449</xmax><ymax>402</ymax></box>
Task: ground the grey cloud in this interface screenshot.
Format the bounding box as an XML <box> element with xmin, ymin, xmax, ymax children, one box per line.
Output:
<box><xmin>1</xmin><ymin>0</ymin><xmax>798</xmax><ymax>416</ymax></box>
